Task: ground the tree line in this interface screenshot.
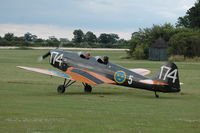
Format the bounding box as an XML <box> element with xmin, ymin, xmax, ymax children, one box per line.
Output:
<box><xmin>128</xmin><ymin>0</ymin><xmax>200</xmax><ymax>59</ymax></box>
<box><xmin>0</xmin><ymin>30</ymin><xmax>128</xmax><ymax>48</ymax></box>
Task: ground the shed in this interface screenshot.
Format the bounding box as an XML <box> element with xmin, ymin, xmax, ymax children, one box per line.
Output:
<box><xmin>149</xmin><ymin>37</ymin><xmax>168</xmax><ymax>61</ymax></box>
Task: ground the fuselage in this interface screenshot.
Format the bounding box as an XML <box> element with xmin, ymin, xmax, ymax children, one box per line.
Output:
<box><xmin>49</xmin><ymin>49</ymin><xmax>180</xmax><ymax>93</ymax></box>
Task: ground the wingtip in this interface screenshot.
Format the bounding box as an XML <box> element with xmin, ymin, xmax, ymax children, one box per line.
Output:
<box><xmin>16</xmin><ymin>66</ymin><xmax>22</xmax><ymax>68</ymax></box>
<box><xmin>16</xmin><ymin>66</ymin><xmax>24</xmax><ymax>69</ymax></box>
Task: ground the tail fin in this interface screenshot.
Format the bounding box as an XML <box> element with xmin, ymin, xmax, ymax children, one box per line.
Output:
<box><xmin>154</xmin><ymin>62</ymin><xmax>180</xmax><ymax>92</ymax></box>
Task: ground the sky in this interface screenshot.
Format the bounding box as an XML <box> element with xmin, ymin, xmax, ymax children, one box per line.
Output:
<box><xmin>0</xmin><ymin>0</ymin><xmax>196</xmax><ymax>40</ymax></box>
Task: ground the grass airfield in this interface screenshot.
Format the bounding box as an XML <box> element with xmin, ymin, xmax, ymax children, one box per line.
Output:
<box><xmin>0</xmin><ymin>49</ymin><xmax>200</xmax><ymax>133</ymax></box>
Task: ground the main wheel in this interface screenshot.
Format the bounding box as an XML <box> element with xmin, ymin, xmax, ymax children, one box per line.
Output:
<box><xmin>57</xmin><ymin>85</ymin><xmax>65</xmax><ymax>93</ymax></box>
<box><xmin>84</xmin><ymin>84</ymin><xmax>92</xmax><ymax>93</ymax></box>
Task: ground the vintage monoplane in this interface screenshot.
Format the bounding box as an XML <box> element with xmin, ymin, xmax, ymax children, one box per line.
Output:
<box><xmin>17</xmin><ymin>49</ymin><xmax>181</xmax><ymax>98</ymax></box>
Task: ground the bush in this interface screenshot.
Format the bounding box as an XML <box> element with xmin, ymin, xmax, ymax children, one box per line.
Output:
<box><xmin>168</xmin><ymin>55</ymin><xmax>200</xmax><ymax>62</ymax></box>
<box><xmin>168</xmin><ymin>55</ymin><xmax>185</xmax><ymax>62</ymax></box>
<box><xmin>129</xmin><ymin>23</ymin><xmax>176</xmax><ymax>59</ymax></box>
<box><xmin>168</xmin><ymin>30</ymin><xmax>200</xmax><ymax>57</ymax></box>
<box><xmin>131</xmin><ymin>44</ymin><xmax>145</xmax><ymax>59</ymax></box>
<box><xmin>14</xmin><ymin>46</ymin><xmax>33</xmax><ymax>50</ymax></box>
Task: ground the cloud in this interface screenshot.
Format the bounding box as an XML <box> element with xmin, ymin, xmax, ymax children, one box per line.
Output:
<box><xmin>0</xmin><ymin>0</ymin><xmax>196</xmax><ymax>40</ymax></box>
<box><xmin>176</xmin><ymin>0</ymin><xmax>195</xmax><ymax>10</ymax></box>
<box><xmin>0</xmin><ymin>24</ymin><xmax>131</xmax><ymax>40</ymax></box>
<box><xmin>157</xmin><ymin>11</ymin><xmax>179</xmax><ymax>20</ymax></box>
<box><xmin>0</xmin><ymin>24</ymin><xmax>74</xmax><ymax>39</ymax></box>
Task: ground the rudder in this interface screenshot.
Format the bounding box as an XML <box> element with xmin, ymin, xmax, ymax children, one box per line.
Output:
<box><xmin>154</xmin><ymin>62</ymin><xmax>180</xmax><ymax>92</ymax></box>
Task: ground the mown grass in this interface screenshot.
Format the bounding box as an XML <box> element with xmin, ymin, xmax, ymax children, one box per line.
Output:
<box><xmin>0</xmin><ymin>49</ymin><xmax>200</xmax><ymax>133</ymax></box>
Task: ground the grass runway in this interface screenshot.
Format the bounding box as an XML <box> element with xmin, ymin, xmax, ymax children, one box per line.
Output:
<box><xmin>0</xmin><ymin>49</ymin><xmax>200</xmax><ymax>133</ymax></box>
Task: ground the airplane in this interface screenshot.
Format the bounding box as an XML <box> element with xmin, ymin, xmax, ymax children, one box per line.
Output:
<box><xmin>16</xmin><ymin>49</ymin><xmax>181</xmax><ymax>98</ymax></box>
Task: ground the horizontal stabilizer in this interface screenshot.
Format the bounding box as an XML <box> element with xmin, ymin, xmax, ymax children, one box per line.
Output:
<box><xmin>129</xmin><ymin>68</ymin><xmax>151</xmax><ymax>76</ymax></box>
<box><xmin>139</xmin><ymin>79</ymin><xmax>168</xmax><ymax>85</ymax></box>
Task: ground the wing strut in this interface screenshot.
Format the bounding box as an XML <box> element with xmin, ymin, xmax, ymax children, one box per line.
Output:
<box><xmin>57</xmin><ymin>79</ymin><xmax>76</xmax><ymax>93</ymax></box>
<box><xmin>64</xmin><ymin>79</ymin><xmax>76</xmax><ymax>88</ymax></box>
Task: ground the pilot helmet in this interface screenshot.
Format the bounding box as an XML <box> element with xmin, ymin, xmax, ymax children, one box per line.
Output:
<box><xmin>103</xmin><ymin>56</ymin><xmax>109</xmax><ymax>64</ymax></box>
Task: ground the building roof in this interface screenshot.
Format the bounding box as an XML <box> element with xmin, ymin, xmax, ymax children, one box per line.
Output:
<box><xmin>150</xmin><ymin>37</ymin><xmax>168</xmax><ymax>48</ymax></box>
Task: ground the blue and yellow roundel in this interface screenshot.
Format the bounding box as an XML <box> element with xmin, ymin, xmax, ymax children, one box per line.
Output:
<box><xmin>114</xmin><ymin>71</ymin><xmax>126</xmax><ymax>84</ymax></box>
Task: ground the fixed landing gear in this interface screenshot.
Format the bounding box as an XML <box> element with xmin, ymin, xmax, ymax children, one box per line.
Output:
<box><xmin>57</xmin><ymin>79</ymin><xmax>76</xmax><ymax>93</ymax></box>
<box><xmin>154</xmin><ymin>91</ymin><xmax>159</xmax><ymax>98</ymax></box>
<box><xmin>82</xmin><ymin>83</ymin><xmax>92</xmax><ymax>93</ymax></box>
<box><xmin>57</xmin><ymin>79</ymin><xmax>92</xmax><ymax>93</ymax></box>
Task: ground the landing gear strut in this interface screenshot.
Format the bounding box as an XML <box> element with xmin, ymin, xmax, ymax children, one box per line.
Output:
<box><xmin>57</xmin><ymin>79</ymin><xmax>76</xmax><ymax>93</ymax></box>
<box><xmin>82</xmin><ymin>83</ymin><xmax>92</xmax><ymax>93</ymax></box>
<box><xmin>154</xmin><ymin>91</ymin><xmax>159</xmax><ymax>98</ymax></box>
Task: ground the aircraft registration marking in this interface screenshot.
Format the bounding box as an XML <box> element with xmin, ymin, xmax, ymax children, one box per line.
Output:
<box><xmin>50</xmin><ymin>52</ymin><xmax>63</xmax><ymax>66</ymax></box>
<box><xmin>159</xmin><ymin>66</ymin><xmax>177</xmax><ymax>83</ymax></box>
<box><xmin>128</xmin><ymin>75</ymin><xmax>134</xmax><ymax>85</ymax></box>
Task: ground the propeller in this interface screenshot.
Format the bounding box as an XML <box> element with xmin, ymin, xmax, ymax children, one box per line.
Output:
<box><xmin>37</xmin><ymin>43</ymin><xmax>62</xmax><ymax>62</ymax></box>
<box><xmin>37</xmin><ymin>51</ymin><xmax>51</xmax><ymax>62</ymax></box>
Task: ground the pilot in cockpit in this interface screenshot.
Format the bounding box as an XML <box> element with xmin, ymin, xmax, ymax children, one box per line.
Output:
<box><xmin>84</xmin><ymin>52</ymin><xmax>91</xmax><ymax>59</ymax></box>
<box><xmin>79</xmin><ymin>52</ymin><xmax>91</xmax><ymax>59</ymax></box>
<box><xmin>103</xmin><ymin>56</ymin><xmax>109</xmax><ymax>64</ymax></box>
<box><xmin>96</xmin><ymin>56</ymin><xmax>109</xmax><ymax>65</ymax></box>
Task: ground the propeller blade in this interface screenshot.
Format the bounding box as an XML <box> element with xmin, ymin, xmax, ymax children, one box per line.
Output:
<box><xmin>37</xmin><ymin>51</ymin><xmax>50</xmax><ymax>62</ymax></box>
<box><xmin>42</xmin><ymin>51</ymin><xmax>50</xmax><ymax>59</ymax></box>
<box><xmin>37</xmin><ymin>56</ymin><xmax>43</xmax><ymax>62</ymax></box>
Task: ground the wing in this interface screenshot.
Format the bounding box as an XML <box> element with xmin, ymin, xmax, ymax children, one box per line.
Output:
<box><xmin>16</xmin><ymin>66</ymin><xmax>115</xmax><ymax>85</ymax></box>
<box><xmin>16</xmin><ymin>66</ymin><xmax>72</xmax><ymax>79</ymax></box>
<box><xmin>65</xmin><ymin>67</ymin><xmax>115</xmax><ymax>85</ymax></box>
<box><xmin>129</xmin><ymin>68</ymin><xmax>151</xmax><ymax>76</ymax></box>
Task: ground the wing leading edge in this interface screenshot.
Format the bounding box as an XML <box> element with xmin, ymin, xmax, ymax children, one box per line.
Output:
<box><xmin>16</xmin><ymin>66</ymin><xmax>115</xmax><ymax>85</ymax></box>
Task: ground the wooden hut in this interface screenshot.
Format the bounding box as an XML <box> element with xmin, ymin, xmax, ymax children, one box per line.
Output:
<box><xmin>149</xmin><ymin>37</ymin><xmax>168</xmax><ymax>61</ymax></box>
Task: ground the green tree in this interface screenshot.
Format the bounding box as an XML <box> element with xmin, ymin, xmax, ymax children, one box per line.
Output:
<box><xmin>176</xmin><ymin>16</ymin><xmax>190</xmax><ymax>28</ymax></box>
<box><xmin>131</xmin><ymin>44</ymin><xmax>146</xmax><ymax>59</ymax></box>
<box><xmin>72</xmin><ymin>29</ymin><xmax>84</xmax><ymax>43</ymax></box>
<box><xmin>24</xmin><ymin>32</ymin><xmax>37</xmax><ymax>41</ymax></box>
<box><xmin>98</xmin><ymin>33</ymin><xmax>119</xmax><ymax>44</ymax></box>
<box><xmin>13</xmin><ymin>36</ymin><xmax>24</xmax><ymax>41</ymax></box>
<box><xmin>129</xmin><ymin>23</ymin><xmax>176</xmax><ymax>59</ymax></box>
<box><xmin>109</xmin><ymin>33</ymin><xmax>119</xmax><ymax>43</ymax></box>
<box><xmin>168</xmin><ymin>30</ymin><xmax>200</xmax><ymax>57</ymax></box>
<box><xmin>98</xmin><ymin>33</ymin><xmax>110</xmax><ymax>44</ymax></box>
<box><xmin>48</xmin><ymin>36</ymin><xmax>59</xmax><ymax>42</ymax></box>
<box><xmin>84</xmin><ymin>31</ymin><xmax>97</xmax><ymax>43</ymax></box>
<box><xmin>177</xmin><ymin>0</ymin><xmax>200</xmax><ymax>28</ymax></box>
<box><xmin>4</xmin><ymin>33</ymin><xmax>14</xmax><ymax>41</ymax></box>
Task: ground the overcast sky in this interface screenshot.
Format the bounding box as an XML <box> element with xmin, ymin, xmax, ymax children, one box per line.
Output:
<box><xmin>0</xmin><ymin>0</ymin><xmax>196</xmax><ymax>40</ymax></box>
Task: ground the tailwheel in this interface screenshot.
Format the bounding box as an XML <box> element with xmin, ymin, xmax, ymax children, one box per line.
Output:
<box><xmin>57</xmin><ymin>79</ymin><xmax>76</xmax><ymax>94</ymax></box>
<box><xmin>153</xmin><ymin>86</ymin><xmax>159</xmax><ymax>98</ymax></box>
<box><xmin>155</xmin><ymin>91</ymin><xmax>159</xmax><ymax>98</ymax></box>
<box><xmin>82</xmin><ymin>83</ymin><xmax>92</xmax><ymax>93</ymax></box>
